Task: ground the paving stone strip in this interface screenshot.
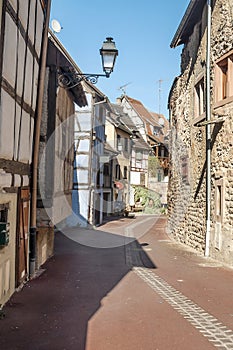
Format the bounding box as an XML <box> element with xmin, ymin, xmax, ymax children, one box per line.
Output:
<box><xmin>133</xmin><ymin>267</ymin><xmax>233</xmax><ymax>350</ymax></box>
<box><xmin>123</xmin><ymin>217</ymin><xmax>233</xmax><ymax>349</ymax></box>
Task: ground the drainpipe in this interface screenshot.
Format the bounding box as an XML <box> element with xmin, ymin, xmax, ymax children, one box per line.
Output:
<box><xmin>205</xmin><ymin>0</ymin><xmax>212</xmax><ymax>257</ymax></box>
<box><xmin>30</xmin><ymin>0</ymin><xmax>51</xmax><ymax>277</ymax></box>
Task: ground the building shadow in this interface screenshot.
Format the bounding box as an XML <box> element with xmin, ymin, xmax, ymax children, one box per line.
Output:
<box><xmin>194</xmin><ymin>121</ymin><xmax>224</xmax><ymax>200</ymax></box>
<box><xmin>0</xmin><ymin>226</ymin><xmax>156</xmax><ymax>350</ymax></box>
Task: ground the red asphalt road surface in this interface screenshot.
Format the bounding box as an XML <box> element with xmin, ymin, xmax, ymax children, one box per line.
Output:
<box><xmin>0</xmin><ymin>215</ymin><xmax>232</xmax><ymax>350</ymax></box>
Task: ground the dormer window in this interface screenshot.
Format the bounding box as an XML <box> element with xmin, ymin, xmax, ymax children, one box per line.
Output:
<box><xmin>153</xmin><ymin>127</ymin><xmax>159</xmax><ymax>136</ymax></box>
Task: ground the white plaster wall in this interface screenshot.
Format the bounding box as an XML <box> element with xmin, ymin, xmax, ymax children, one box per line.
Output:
<box><xmin>35</xmin><ymin>1</ymin><xmax>43</xmax><ymax>57</ymax></box>
<box><xmin>77</xmin><ymin>139</ymin><xmax>90</xmax><ymax>152</ymax></box>
<box><xmin>76</xmin><ymin>155</ymin><xmax>89</xmax><ymax>168</ymax></box>
<box><xmin>2</xmin><ymin>14</ymin><xmax>17</xmax><ymax>88</ymax></box>
<box><xmin>8</xmin><ymin>0</ymin><xmax>17</xmax><ymax>11</ymax></box>
<box><xmin>18</xmin><ymin>0</ymin><xmax>29</xmax><ymax>30</ymax></box>
<box><xmin>77</xmin><ymin>169</ymin><xmax>89</xmax><ymax>184</ymax></box>
<box><xmin>0</xmin><ymin>171</ymin><xmax>12</xmax><ymax>188</ymax></box>
<box><xmin>122</xmin><ymin>99</ymin><xmax>147</xmax><ymax>141</ymax></box>
<box><xmin>32</xmin><ymin>62</ymin><xmax>39</xmax><ymax>111</ymax></box>
<box><xmin>78</xmin><ymin>190</ymin><xmax>89</xmax><ymax>222</ymax></box>
<box><xmin>18</xmin><ymin>111</ymin><xmax>31</xmax><ymax>163</ymax></box>
<box><xmin>105</xmin><ymin>120</ymin><xmax>115</xmax><ymax>148</ymax></box>
<box><xmin>28</xmin><ymin>0</ymin><xmax>36</xmax><ymax>43</ymax></box>
<box><xmin>13</xmin><ymin>103</ymin><xmax>21</xmax><ymax>160</ymax></box>
<box><xmin>14</xmin><ymin>174</ymin><xmax>21</xmax><ymax>187</ymax></box>
<box><xmin>22</xmin><ymin>175</ymin><xmax>29</xmax><ymax>187</ymax></box>
<box><xmin>29</xmin><ymin>117</ymin><xmax>34</xmax><ymax>163</ymax></box>
<box><xmin>75</xmin><ymin>112</ymin><xmax>92</xmax><ymax>132</ymax></box>
<box><xmin>16</xmin><ymin>33</ymin><xmax>26</xmax><ymax>98</ymax></box>
<box><xmin>131</xmin><ymin>171</ymin><xmax>141</xmax><ymax>185</ymax></box>
<box><xmin>24</xmin><ymin>49</ymin><xmax>33</xmax><ymax>106</ymax></box>
<box><xmin>0</xmin><ymin>90</ymin><xmax>15</xmax><ymax>159</ymax></box>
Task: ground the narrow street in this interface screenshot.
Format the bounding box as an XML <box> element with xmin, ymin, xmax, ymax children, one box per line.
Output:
<box><xmin>0</xmin><ymin>216</ymin><xmax>233</xmax><ymax>350</ymax></box>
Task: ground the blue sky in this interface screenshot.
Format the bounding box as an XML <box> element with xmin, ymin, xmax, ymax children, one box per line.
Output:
<box><xmin>50</xmin><ymin>1</ymin><xmax>190</xmax><ymax>118</ymax></box>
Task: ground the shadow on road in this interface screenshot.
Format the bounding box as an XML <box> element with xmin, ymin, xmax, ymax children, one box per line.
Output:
<box><xmin>0</xmin><ymin>225</ymin><xmax>156</xmax><ymax>350</ymax></box>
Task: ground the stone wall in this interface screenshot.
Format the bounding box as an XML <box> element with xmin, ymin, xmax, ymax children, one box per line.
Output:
<box><xmin>168</xmin><ymin>0</ymin><xmax>233</xmax><ymax>266</ymax></box>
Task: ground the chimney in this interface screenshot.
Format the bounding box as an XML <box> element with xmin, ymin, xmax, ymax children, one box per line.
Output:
<box><xmin>116</xmin><ymin>97</ymin><xmax>122</xmax><ymax>105</ymax></box>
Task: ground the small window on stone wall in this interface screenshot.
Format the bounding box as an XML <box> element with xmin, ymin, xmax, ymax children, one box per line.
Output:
<box><xmin>215</xmin><ymin>52</ymin><xmax>233</xmax><ymax>103</ymax></box>
<box><xmin>123</xmin><ymin>166</ymin><xmax>127</xmax><ymax>179</ymax></box>
<box><xmin>181</xmin><ymin>156</ymin><xmax>189</xmax><ymax>184</ymax></box>
<box><xmin>215</xmin><ymin>179</ymin><xmax>224</xmax><ymax>223</ymax></box>
<box><xmin>195</xmin><ymin>77</ymin><xmax>205</xmax><ymax>117</ymax></box>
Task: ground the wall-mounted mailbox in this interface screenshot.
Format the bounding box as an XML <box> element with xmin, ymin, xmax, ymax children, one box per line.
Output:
<box><xmin>0</xmin><ymin>222</ymin><xmax>9</xmax><ymax>246</ymax></box>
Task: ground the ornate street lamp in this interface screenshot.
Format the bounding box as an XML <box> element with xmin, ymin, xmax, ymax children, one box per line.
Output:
<box><xmin>100</xmin><ymin>37</ymin><xmax>118</xmax><ymax>78</ymax></box>
<box><xmin>58</xmin><ymin>37</ymin><xmax>118</xmax><ymax>88</ymax></box>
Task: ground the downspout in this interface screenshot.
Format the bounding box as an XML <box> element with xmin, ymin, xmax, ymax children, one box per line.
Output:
<box><xmin>30</xmin><ymin>0</ymin><xmax>51</xmax><ymax>277</ymax></box>
<box><xmin>87</xmin><ymin>93</ymin><xmax>95</xmax><ymax>226</ymax></box>
<box><xmin>205</xmin><ymin>0</ymin><xmax>212</xmax><ymax>257</ymax></box>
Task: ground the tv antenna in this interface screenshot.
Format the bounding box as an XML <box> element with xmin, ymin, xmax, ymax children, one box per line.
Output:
<box><xmin>51</xmin><ymin>19</ymin><xmax>63</xmax><ymax>34</ymax></box>
<box><xmin>118</xmin><ymin>82</ymin><xmax>132</xmax><ymax>95</ymax></box>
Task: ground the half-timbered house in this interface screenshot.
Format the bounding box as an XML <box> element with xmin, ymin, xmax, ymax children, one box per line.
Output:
<box><xmin>0</xmin><ymin>0</ymin><xmax>50</xmax><ymax>305</ymax></box>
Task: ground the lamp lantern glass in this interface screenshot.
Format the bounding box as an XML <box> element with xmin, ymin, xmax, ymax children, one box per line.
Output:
<box><xmin>100</xmin><ymin>37</ymin><xmax>118</xmax><ymax>77</ymax></box>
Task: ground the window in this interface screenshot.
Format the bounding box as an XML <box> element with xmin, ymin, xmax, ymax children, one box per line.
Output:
<box><xmin>153</xmin><ymin>127</ymin><xmax>159</xmax><ymax>136</ymax></box>
<box><xmin>123</xmin><ymin>166</ymin><xmax>127</xmax><ymax>179</ymax></box>
<box><xmin>136</xmin><ymin>150</ymin><xmax>143</xmax><ymax>161</ymax></box>
<box><xmin>215</xmin><ymin>179</ymin><xmax>224</xmax><ymax>223</ymax></box>
<box><xmin>158</xmin><ymin>169</ymin><xmax>162</xmax><ymax>182</ymax></box>
<box><xmin>117</xmin><ymin>135</ymin><xmax>122</xmax><ymax>151</ymax></box>
<box><xmin>103</xmin><ymin>164</ymin><xmax>109</xmax><ymax>176</ymax></box>
<box><xmin>0</xmin><ymin>204</ymin><xmax>9</xmax><ymax>222</ymax></box>
<box><xmin>214</xmin><ymin>178</ymin><xmax>224</xmax><ymax>250</ymax></box>
<box><xmin>140</xmin><ymin>173</ymin><xmax>145</xmax><ymax>186</ymax></box>
<box><xmin>215</xmin><ymin>52</ymin><xmax>233</xmax><ymax>103</ymax></box>
<box><xmin>115</xmin><ymin>164</ymin><xmax>121</xmax><ymax>180</ymax></box>
<box><xmin>195</xmin><ymin>77</ymin><xmax>205</xmax><ymax>117</ymax></box>
<box><xmin>124</xmin><ymin>138</ymin><xmax>128</xmax><ymax>152</ymax></box>
<box><xmin>216</xmin><ymin>185</ymin><xmax>222</xmax><ymax>218</ymax></box>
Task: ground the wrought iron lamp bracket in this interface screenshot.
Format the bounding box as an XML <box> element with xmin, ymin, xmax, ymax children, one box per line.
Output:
<box><xmin>57</xmin><ymin>67</ymin><xmax>108</xmax><ymax>89</ymax></box>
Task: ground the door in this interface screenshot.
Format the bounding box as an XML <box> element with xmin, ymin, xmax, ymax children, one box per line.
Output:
<box><xmin>16</xmin><ymin>188</ymin><xmax>30</xmax><ymax>287</ymax></box>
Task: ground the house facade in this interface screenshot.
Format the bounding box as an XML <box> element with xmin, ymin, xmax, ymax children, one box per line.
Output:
<box><xmin>37</xmin><ymin>35</ymin><xmax>87</xmax><ymax>267</ymax></box>
<box><xmin>118</xmin><ymin>95</ymin><xmax>169</xmax><ymax>206</ymax></box>
<box><xmin>105</xmin><ymin>103</ymin><xmax>133</xmax><ymax>214</ymax></box>
<box><xmin>148</xmin><ymin>112</ymin><xmax>169</xmax><ymax>207</ymax></box>
<box><xmin>0</xmin><ymin>0</ymin><xmax>49</xmax><ymax>305</ymax></box>
<box><xmin>168</xmin><ymin>0</ymin><xmax>233</xmax><ymax>266</ymax></box>
<box><xmin>71</xmin><ymin>85</ymin><xmax>108</xmax><ymax>227</ymax></box>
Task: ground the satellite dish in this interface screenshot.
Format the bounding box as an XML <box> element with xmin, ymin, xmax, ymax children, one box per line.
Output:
<box><xmin>158</xmin><ymin>117</ymin><xmax>165</xmax><ymax>126</ymax></box>
<box><xmin>51</xmin><ymin>19</ymin><xmax>62</xmax><ymax>33</ymax></box>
